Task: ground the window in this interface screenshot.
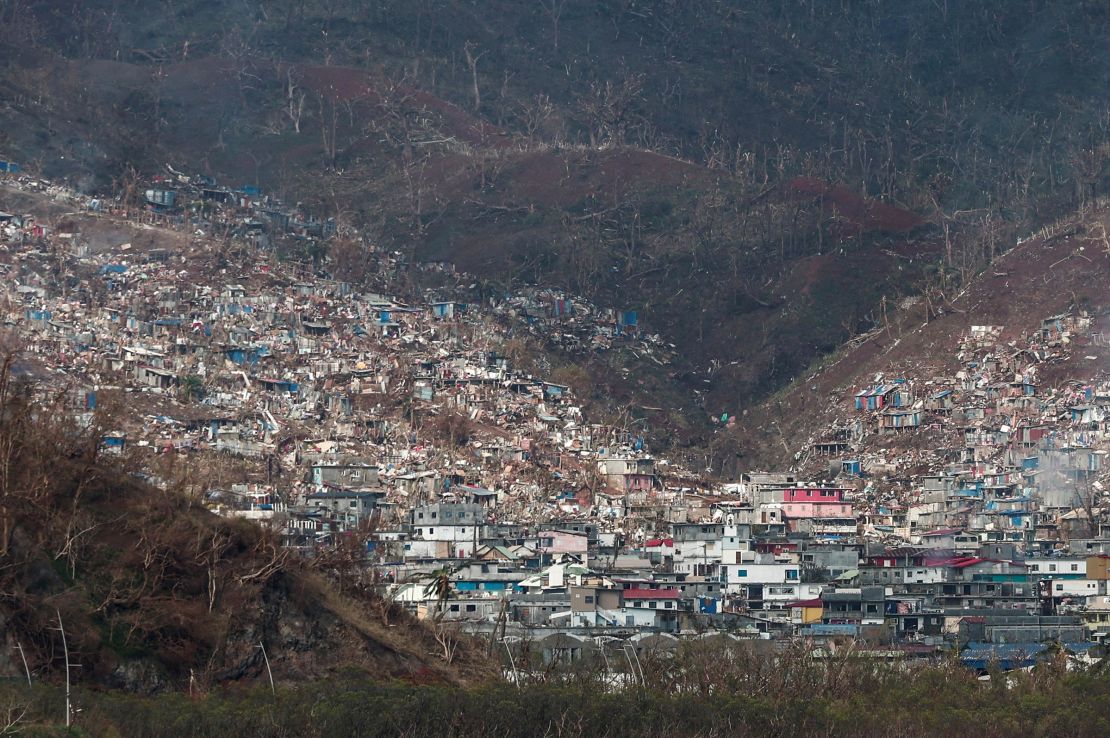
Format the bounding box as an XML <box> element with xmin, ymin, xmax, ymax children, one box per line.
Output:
<box><xmin>1071</xmin><ymin>564</ymin><xmax>1079</xmax><ymax>572</ymax></box>
<box><xmin>649</xmin><ymin>602</ymin><xmax>657</xmax><ymax>609</ymax></box>
<box><xmin>428</xmin><ymin>528</ymin><xmax>435</xmax><ymax>535</ymax></box>
<box><xmin>664</xmin><ymin>602</ymin><xmax>673</xmax><ymax>609</ymax></box>
<box><xmin>584</xmin><ymin>596</ymin><xmax>594</xmax><ymax>604</ymax></box>
<box><xmin>465</xmin><ymin>604</ymin><xmax>476</xmax><ymax>612</ymax></box>
<box><xmin>449</xmin><ymin>605</ymin><xmax>459</xmax><ymax>612</ymax></box>
<box><xmin>349</xmin><ymin>501</ymin><xmax>357</xmax><ymax>508</ymax></box>
<box><xmin>1049</xmin><ymin>564</ymin><xmax>1057</xmax><ymax>572</ymax></box>
<box><xmin>444</xmin><ymin>511</ymin><xmax>453</xmax><ymax>519</ymax></box>
<box><xmin>736</xmin><ymin>569</ymin><xmax>747</xmax><ymax>578</ymax></box>
<box><xmin>431</xmin><ymin>511</ymin><xmax>438</xmax><ymax>519</ymax></box>
<box><xmin>786</xmin><ymin>570</ymin><xmax>798</xmax><ymax>580</ymax></box>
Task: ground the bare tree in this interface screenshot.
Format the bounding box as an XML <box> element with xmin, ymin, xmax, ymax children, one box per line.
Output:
<box><xmin>285</xmin><ymin>67</ymin><xmax>306</xmax><ymax>133</ymax></box>
<box><xmin>1069</xmin><ymin>143</ymin><xmax>1109</xmax><ymax>207</ymax></box>
<box><xmin>196</xmin><ymin>528</ymin><xmax>233</xmax><ymax>612</ymax></box>
<box><xmin>463</xmin><ymin>41</ymin><xmax>487</xmax><ymax>112</ymax></box>
<box><xmin>432</xmin><ymin>621</ymin><xmax>462</xmax><ymax>663</ymax></box>
<box><xmin>317</xmin><ymin>92</ymin><xmax>340</xmax><ymax>166</ymax></box>
<box><xmin>0</xmin><ymin>351</ymin><xmax>70</xmax><ymax>555</ymax></box>
<box><xmin>574</xmin><ymin>72</ymin><xmax>645</xmax><ymax>148</ymax></box>
<box><xmin>538</xmin><ymin>0</ymin><xmax>568</xmax><ymax>51</ymax></box>
<box><xmin>519</xmin><ymin>93</ymin><xmax>555</xmax><ymax>142</ymax></box>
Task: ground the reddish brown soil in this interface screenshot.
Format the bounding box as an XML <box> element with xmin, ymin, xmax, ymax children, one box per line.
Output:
<box><xmin>418</xmin><ymin>147</ymin><xmax>717</xmax><ymax>276</ymax></box>
<box><xmin>788</xmin><ymin>176</ymin><xmax>924</xmax><ymax>234</ymax></box>
<box><xmin>298</xmin><ymin>65</ymin><xmax>508</xmax><ymax>147</ymax></box>
<box><xmin>429</xmin><ymin>148</ymin><xmax>713</xmax><ymax>210</ymax></box>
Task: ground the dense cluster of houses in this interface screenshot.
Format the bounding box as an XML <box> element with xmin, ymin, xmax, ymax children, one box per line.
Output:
<box><xmin>5</xmin><ymin>166</ymin><xmax>1110</xmax><ymax>673</ymax></box>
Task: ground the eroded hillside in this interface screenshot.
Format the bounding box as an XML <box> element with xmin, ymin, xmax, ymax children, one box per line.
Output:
<box><xmin>0</xmin><ymin>357</ymin><xmax>494</xmax><ymax>692</ymax></box>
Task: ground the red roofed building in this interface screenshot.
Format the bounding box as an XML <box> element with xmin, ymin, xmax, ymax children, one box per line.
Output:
<box><xmin>621</xmin><ymin>587</ymin><xmax>687</xmax><ymax>632</ymax></box>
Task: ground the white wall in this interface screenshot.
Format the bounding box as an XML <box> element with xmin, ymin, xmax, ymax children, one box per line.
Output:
<box><xmin>721</xmin><ymin>563</ymin><xmax>799</xmax><ymax>592</ymax></box>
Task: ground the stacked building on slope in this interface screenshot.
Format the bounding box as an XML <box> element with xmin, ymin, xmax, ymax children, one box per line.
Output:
<box><xmin>5</xmin><ymin>167</ymin><xmax>1110</xmax><ymax>672</ymax></box>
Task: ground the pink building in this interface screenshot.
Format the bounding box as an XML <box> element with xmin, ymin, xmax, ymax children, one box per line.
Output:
<box><xmin>598</xmin><ymin>458</ymin><xmax>657</xmax><ymax>493</ymax></box>
<box><xmin>623</xmin><ymin>474</ymin><xmax>655</xmax><ymax>492</ymax></box>
<box><xmin>781</xmin><ymin>487</ymin><xmax>854</xmax><ymax>519</ymax></box>
<box><xmin>535</xmin><ymin>530</ymin><xmax>589</xmax><ymax>555</ymax></box>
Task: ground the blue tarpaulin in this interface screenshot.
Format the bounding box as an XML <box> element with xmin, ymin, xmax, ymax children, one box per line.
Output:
<box><xmin>960</xmin><ymin>642</ymin><xmax>1048</xmax><ymax>670</ymax></box>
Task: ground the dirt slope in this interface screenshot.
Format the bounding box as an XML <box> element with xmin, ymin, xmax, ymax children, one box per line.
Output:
<box><xmin>730</xmin><ymin>204</ymin><xmax>1110</xmax><ymax>467</ymax></box>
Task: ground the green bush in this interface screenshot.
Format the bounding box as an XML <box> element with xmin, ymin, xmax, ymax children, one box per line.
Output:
<box><xmin>1</xmin><ymin>658</ymin><xmax>1108</xmax><ymax>738</ymax></box>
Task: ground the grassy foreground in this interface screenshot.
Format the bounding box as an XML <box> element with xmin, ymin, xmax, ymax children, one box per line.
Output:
<box><xmin>3</xmin><ymin>658</ymin><xmax>1110</xmax><ymax>737</ymax></box>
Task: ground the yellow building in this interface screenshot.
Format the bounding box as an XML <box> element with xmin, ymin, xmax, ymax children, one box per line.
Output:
<box><xmin>789</xmin><ymin>598</ymin><xmax>824</xmax><ymax>625</ymax></box>
<box><xmin>1087</xmin><ymin>555</ymin><xmax>1110</xmax><ymax>581</ymax></box>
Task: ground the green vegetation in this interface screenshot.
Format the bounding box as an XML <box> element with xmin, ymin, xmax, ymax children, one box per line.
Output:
<box><xmin>2</xmin><ymin>655</ymin><xmax>1110</xmax><ymax>737</ymax></box>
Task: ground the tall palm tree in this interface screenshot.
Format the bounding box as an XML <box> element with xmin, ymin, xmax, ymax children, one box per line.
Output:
<box><xmin>418</xmin><ymin>565</ymin><xmax>460</xmax><ymax>621</ymax></box>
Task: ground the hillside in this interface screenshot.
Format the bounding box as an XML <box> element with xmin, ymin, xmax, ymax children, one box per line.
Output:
<box><xmin>3</xmin><ymin>3</ymin><xmax>1110</xmax><ymax>724</ymax></box>
<box><xmin>0</xmin><ymin>1</ymin><xmax>1107</xmax><ymax>461</ymax></box>
<box><xmin>731</xmin><ymin>200</ymin><xmax>1110</xmax><ymax>471</ymax></box>
<box><xmin>0</xmin><ymin>356</ymin><xmax>494</xmax><ymax>693</ymax></box>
